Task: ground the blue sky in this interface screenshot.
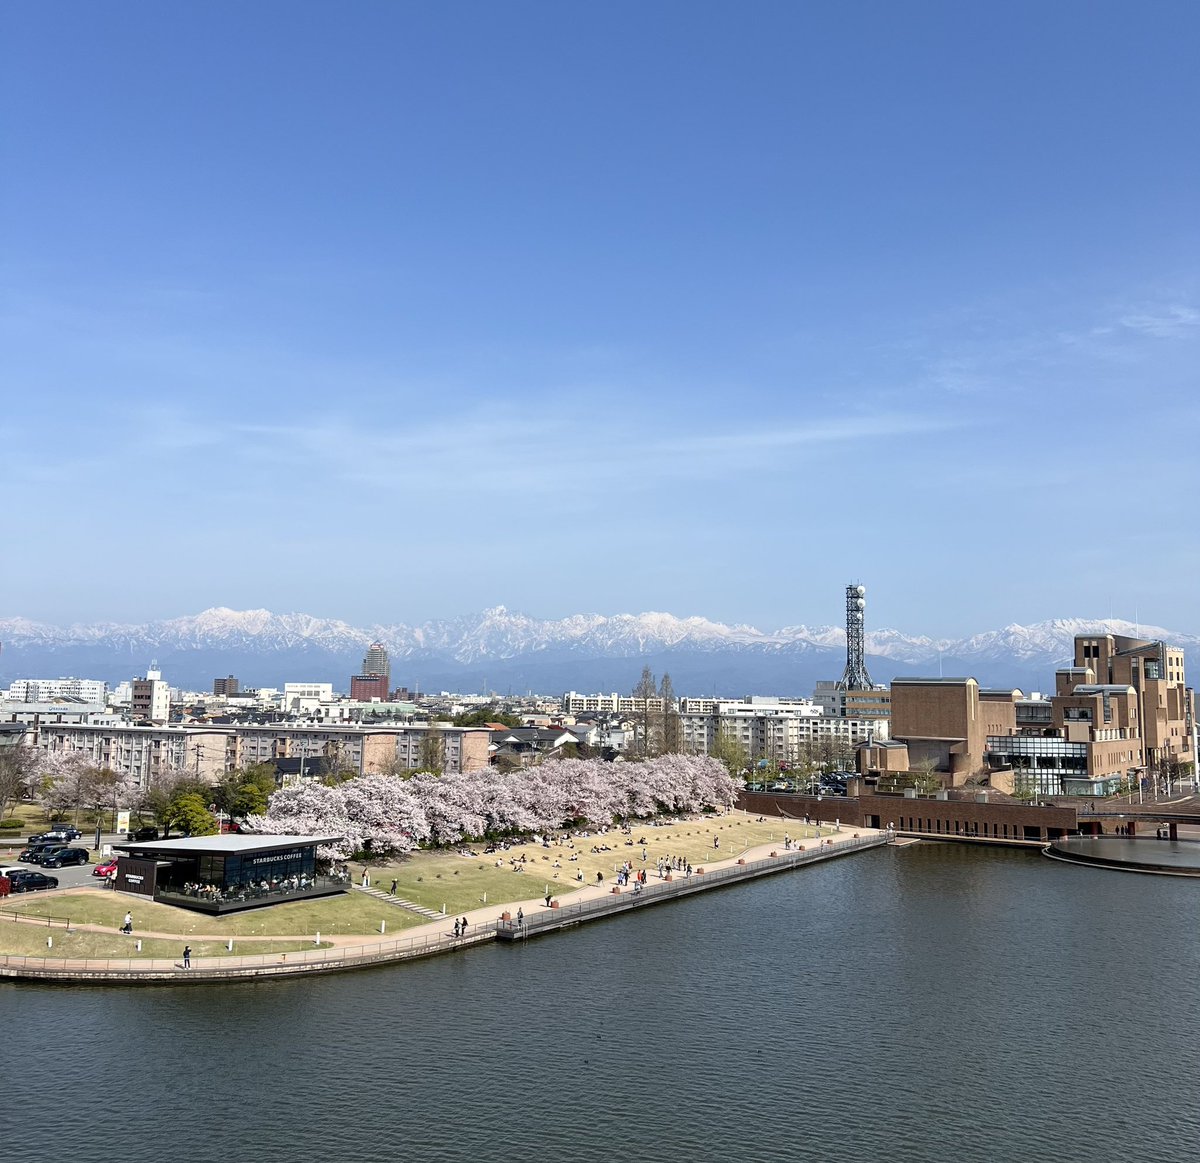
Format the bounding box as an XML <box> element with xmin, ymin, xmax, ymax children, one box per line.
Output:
<box><xmin>2</xmin><ymin>1</ymin><xmax>1197</xmax><ymax>636</ymax></box>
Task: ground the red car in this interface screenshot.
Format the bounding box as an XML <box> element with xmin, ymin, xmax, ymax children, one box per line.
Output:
<box><xmin>92</xmin><ymin>857</ymin><xmax>119</xmax><ymax>878</ymax></box>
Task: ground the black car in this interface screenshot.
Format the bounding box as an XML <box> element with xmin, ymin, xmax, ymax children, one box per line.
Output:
<box><xmin>18</xmin><ymin>843</ymin><xmax>63</xmax><ymax>863</ymax></box>
<box><xmin>126</xmin><ymin>826</ymin><xmax>159</xmax><ymax>842</ymax></box>
<box><xmin>6</xmin><ymin>870</ymin><xmax>59</xmax><ymax>892</ymax></box>
<box><xmin>41</xmin><ymin>847</ymin><xmax>89</xmax><ymax>869</ymax></box>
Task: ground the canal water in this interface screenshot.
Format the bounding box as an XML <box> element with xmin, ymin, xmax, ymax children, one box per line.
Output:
<box><xmin>10</xmin><ymin>843</ymin><xmax>1200</xmax><ymax>1162</ymax></box>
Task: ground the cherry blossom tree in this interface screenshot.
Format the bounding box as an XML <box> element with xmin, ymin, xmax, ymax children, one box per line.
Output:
<box><xmin>253</xmin><ymin>754</ymin><xmax>739</xmax><ymax>856</ymax></box>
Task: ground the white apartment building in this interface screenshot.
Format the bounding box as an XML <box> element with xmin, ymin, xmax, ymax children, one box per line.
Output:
<box><xmin>131</xmin><ymin>668</ymin><xmax>171</xmax><ymax>724</ymax></box>
<box><xmin>280</xmin><ymin>682</ymin><xmax>336</xmax><ymax>715</ymax></box>
<box><xmin>4</xmin><ymin>677</ymin><xmax>108</xmax><ymax>703</ymax></box>
<box><xmin>561</xmin><ymin>691</ymin><xmax>667</xmax><ymax>715</ymax></box>
<box><xmin>679</xmin><ymin>695</ymin><xmax>887</xmax><ymax>762</ymax></box>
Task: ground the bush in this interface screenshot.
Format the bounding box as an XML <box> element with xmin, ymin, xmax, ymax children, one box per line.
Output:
<box><xmin>0</xmin><ymin>818</ymin><xmax>23</xmax><ymax>830</ymax></box>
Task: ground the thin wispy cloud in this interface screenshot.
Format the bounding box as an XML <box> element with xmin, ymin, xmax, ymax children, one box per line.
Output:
<box><xmin>1118</xmin><ymin>304</ymin><xmax>1200</xmax><ymax>339</ymax></box>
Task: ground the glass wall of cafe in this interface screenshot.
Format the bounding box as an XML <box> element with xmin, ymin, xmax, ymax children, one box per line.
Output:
<box><xmin>116</xmin><ymin>842</ymin><xmax>347</xmax><ymax>913</ymax></box>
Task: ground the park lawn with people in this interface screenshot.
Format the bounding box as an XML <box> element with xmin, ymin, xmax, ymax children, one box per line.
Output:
<box><xmin>2</xmin><ymin>886</ymin><xmax>426</xmax><ymax>938</ymax></box>
<box><xmin>0</xmin><ymin>814</ymin><xmax>836</xmax><ymax>959</ymax></box>
<box><xmin>0</xmin><ymin>925</ymin><xmax>333</xmax><ymax>960</ymax></box>
<box><xmin>366</xmin><ymin>813</ymin><xmax>826</xmax><ymax>913</ymax></box>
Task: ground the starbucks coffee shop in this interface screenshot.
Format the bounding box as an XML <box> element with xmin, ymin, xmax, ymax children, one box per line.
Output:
<box><xmin>112</xmin><ymin>834</ymin><xmax>347</xmax><ymax>914</ymax></box>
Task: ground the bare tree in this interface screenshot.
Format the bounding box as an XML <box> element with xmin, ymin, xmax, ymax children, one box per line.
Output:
<box><xmin>418</xmin><ymin>728</ymin><xmax>446</xmax><ymax>775</ymax></box>
<box><xmin>322</xmin><ymin>739</ymin><xmax>362</xmax><ymax>782</ymax></box>
<box><xmin>909</xmin><ymin>758</ymin><xmax>944</xmax><ymax>796</ymax></box>
<box><xmin>633</xmin><ymin>665</ymin><xmax>659</xmax><ymax>758</ymax></box>
<box><xmin>0</xmin><ymin>745</ymin><xmax>37</xmax><ymax>820</ymax></box>
<box><xmin>659</xmin><ymin>673</ymin><xmax>682</xmax><ymax>754</ymax></box>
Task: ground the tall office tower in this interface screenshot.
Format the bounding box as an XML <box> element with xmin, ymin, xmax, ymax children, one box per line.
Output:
<box><xmin>836</xmin><ymin>584</ymin><xmax>874</xmax><ymax>691</ymax></box>
<box><xmin>361</xmin><ymin>642</ymin><xmax>390</xmax><ymax>694</ymax></box>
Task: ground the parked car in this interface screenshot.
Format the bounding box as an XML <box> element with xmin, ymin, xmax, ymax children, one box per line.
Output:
<box><xmin>25</xmin><ymin>846</ymin><xmax>70</xmax><ymax>865</ymax></box>
<box><xmin>18</xmin><ymin>842</ymin><xmax>63</xmax><ymax>863</ymax></box>
<box><xmin>41</xmin><ymin>847</ymin><xmax>90</xmax><ymax>869</ymax></box>
<box><xmin>93</xmin><ymin>857</ymin><xmax>120</xmax><ymax>878</ymax></box>
<box><xmin>6</xmin><ymin>870</ymin><xmax>60</xmax><ymax>892</ymax></box>
<box><xmin>126</xmin><ymin>826</ymin><xmax>159</xmax><ymax>842</ymax></box>
<box><xmin>45</xmin><ymin>823</ymin><xmax>83</xmax><ymax>841</ymax></box>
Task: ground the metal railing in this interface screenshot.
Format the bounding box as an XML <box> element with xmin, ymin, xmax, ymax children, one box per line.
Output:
<box><xmin>0</xmin><ymin>921</ymin><xmax>501</xmax><ymax>976</ymax></box>
<box><xmin>0</xmin><ymin>832</ymin><xmax>888</xmax><ymax>977</ymax></box>
<box><xmin>498</xmin><ymin>832</ymin><xmax>887</xmax><ymax>938</ymax></box>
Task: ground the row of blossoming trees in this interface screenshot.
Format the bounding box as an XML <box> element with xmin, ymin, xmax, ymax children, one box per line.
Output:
<box><xmin>248</xmin><ymin>755</ymin><xmax>738</xmax><ymax>860</ymax></box>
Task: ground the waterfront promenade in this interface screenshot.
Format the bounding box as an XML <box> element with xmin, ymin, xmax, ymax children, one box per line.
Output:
<box><xmin>0</xmin><ymin>826</ymin><xmax>886</xmax><ymax>983</ymax></box>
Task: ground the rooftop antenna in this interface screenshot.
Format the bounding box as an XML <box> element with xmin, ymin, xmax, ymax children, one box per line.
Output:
<box><xmin>835</xmin><ymin>583</ymin><xmax>873</xmax><ymax>690</ymax></box>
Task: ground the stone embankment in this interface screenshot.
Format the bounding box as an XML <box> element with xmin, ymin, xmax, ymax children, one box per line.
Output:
<box><xmin>0</xmin><ymin>830</ymin><xmax>887</xmax><ymax>985</ymax></box>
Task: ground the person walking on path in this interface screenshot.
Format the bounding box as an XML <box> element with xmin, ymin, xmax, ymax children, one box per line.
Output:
<box><xmin>360</xmin><ymin>868</ymin><xmax>370</xmax><ymax>888</ymax></box>
<box><xmin>182</xmin><ymin>945</ymin><xmax>191</xmax><ymax>969</ymax></box>
<box><xmin>121</xmin><ymin>912</ymin><xmax>133</xmax><ymax>935</ymax></box>
<box><xmin>460</xmin><ymin>916</ymin><xmax>468</xmax><ymax>936</ymax></box>
<box><xmin>453</xmin><ymin>918</ymin><xmax>461</xmax><ymax>938</ymax></box>
<box><xmin>390</xmin><ymin>879</ymin><xmax>398</xmax><ymax>897</ymax></box>
<box><xmin>517</xmin><ymin>907</ymin><xmax>524</xmax><ymax>928</ymax></box>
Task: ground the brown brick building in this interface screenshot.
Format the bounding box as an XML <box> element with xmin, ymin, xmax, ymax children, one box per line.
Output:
<box><xmin>857</xmin><ymin>632</ymin><xmax>1195</xmax><ymax>798</ymax></box>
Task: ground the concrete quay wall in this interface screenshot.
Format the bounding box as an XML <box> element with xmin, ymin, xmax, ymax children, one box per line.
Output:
<box><xmin>498</xmin><ymin>832</ymin><xmax>888</xmax><ymax>941</ymax></box>
<box><xmin>0</xmin><ymin>833</ymin><xmax>887</xmax><ymax>985</ymax></box>
<box><xmin>0</xmin><ymin>929</ymin><xmax>497</xmax><ymax>986</ymax></box>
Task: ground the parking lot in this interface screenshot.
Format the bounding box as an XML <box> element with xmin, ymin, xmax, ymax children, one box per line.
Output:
<box><xmin>1</xmin><ymin>836</ymin><xmax>126</xmax><ymax>893</ymax></box>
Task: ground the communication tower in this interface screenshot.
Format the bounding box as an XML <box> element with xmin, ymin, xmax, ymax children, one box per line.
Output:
<box><xmin>835</xmin><ymin>583</ymin><xmax>873</xmax><ymax>690</ymax></box>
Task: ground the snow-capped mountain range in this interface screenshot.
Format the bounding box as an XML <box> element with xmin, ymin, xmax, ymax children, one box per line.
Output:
<box><xmin>0</xmin><ymin>607</ymin><xmax>1195</xmax><ymax>695</ymax></box>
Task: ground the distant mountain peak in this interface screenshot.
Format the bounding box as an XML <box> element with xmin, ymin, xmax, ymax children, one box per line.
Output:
<box><xmin>0</xmin><ymin>606</ymin><xmax>1195</xmax><ymax>692</ymax></box>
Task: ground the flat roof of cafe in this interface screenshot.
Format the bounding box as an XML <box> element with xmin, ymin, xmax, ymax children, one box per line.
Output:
<box><xmin>113</xmin><ymin>834</ymin><xmax>341</xmax><ymax>856</ymax></box>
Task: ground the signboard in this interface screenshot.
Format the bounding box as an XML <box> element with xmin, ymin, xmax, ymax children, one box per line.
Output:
<box><xmin>244</xmin><ymin>849</ymin><xmax>305</xmax><ymax>866</ymax></box>
<box><xmin>116</xmin><ymin>857</ymin><xmax>157</xmax><ymax>898</ymax></box>
<box><xmin>116</xmin><ymin>810</ymin><xmax>131</xmax><ymax>834</ymax></box>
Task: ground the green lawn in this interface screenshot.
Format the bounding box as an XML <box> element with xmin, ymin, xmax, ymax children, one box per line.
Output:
<box><xmin>365</xmin><ymin>814</ymin><xmax>826</xmax><ymax>913</ymax></box>
<box><xmin>0</xmin><ymin>925</ymin><xmax>333</xmax><ymax>960</ymax></box>
<box><xmin>2</xmin><ymin>888</ymin><xmax>424</xmax><ymax>939</ymax></box>
<box><xmin>0</xmin><ymin>813</ymin><xmax>830</xmax><ymax>951</ymax></box>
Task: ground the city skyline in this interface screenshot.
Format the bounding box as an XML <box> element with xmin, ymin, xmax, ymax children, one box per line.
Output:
<box><xmin>3</xmin><ymin>3</ymin><xmax>1197</xmax><ymax>635</ymax></box>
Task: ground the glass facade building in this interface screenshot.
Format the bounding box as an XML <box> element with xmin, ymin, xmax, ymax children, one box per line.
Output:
<box><xmin>113</xmin><ymin>834</ymin><xmax>347</xmax><ymax>914</ymax></box>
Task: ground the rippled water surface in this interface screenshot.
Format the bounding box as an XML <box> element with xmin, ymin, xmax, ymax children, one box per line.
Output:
<box><xmin>11</xmin><ymin>844</ymin><xmax>1200</xmax><ymax>1162</ymax></box>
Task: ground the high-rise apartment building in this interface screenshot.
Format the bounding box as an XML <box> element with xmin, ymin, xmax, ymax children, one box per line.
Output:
<box><xmin>131</xmin><ymin>666</ymin><xmax>171</xmax><ymax>724</ymax></box>
<box><xmin>362</xmin><ymin>642</ymin><xmax>390</xmax><ymax>682</ymax></box>
<box><xmin>351</xmin><ymin>642</ymin><xmax>391</xmax><ymax>702</ymax></box>
<box><xmin>212</xmin><ymin>675</ymin><xmax>240</xmax><ymax>697</ymax></box>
